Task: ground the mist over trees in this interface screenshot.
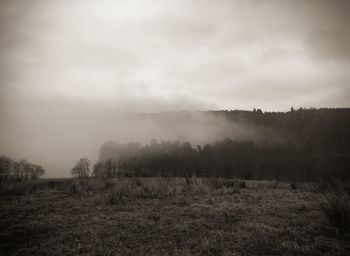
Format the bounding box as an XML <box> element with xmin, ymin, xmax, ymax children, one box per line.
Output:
<box><xmin>94</xmin><ymin>138</ymin><xmax>319</xmax><ymax>181</ymax></box>
<box><xmin>92</xmin><ymin>159</ymin><xmax>117</xmax><ymax>179</ymax></box>
<box><xmin>71</xmin><ymin>158</ymin><xmax>90</xmax><ymax>178</ymax></box>
<box><xmin>94</xmin><ymin>108</ymin><xmax>350</xmax><ymax>181</ymax></box>
<box><xmin>0</xmin><ymin>156</ymin><xmax>45</xmax><ymax>181</ymax></box>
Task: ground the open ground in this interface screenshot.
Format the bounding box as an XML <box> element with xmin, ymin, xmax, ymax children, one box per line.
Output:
<box><xmin>0</xmin><ymin>178</ymin><xmax>349</xmax><ymax>256</ymax></box>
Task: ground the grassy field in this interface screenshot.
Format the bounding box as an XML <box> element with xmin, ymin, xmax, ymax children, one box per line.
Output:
<box><xmin>0</xmin><ymin>178</ymin><xmax>349</xmax><ymax>256</ymax></box>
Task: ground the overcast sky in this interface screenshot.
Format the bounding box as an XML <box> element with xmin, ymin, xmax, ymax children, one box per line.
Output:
<box><xmin>1</xmin><ymin>0</ymin><xmax>350</xmax><ymax>176</ymax></box>
<box><xmin>1</xmin><ymin>0</ymin><xmax>350</xmax><ymax>112</ymax></box>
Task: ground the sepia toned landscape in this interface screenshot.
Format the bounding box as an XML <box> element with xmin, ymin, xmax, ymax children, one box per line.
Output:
<box><xmin>1</xmin><ymin>0</ymin><xmax>350</xmax><ymax>255</ymax></box>
<box><xmin>1</xmin><ymin>109</ymin><xmax>350</xmax><ymax>255</ymax></box>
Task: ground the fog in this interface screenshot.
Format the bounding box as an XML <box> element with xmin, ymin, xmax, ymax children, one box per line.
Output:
<box><xmin>1</xmin><ymin>98</ymin><xmax>278</xmax><ymax>177</ymax></box>
<box><xmin>1</xmin><ymin>0</ymin><xmax>350</xmax><ymax>177</ymax></box>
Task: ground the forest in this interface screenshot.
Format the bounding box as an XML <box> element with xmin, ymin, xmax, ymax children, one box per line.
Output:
<box><xmin>91</xmin><ymin>108</ymin><xmax>350</xmax><ymax>181</ymax></box>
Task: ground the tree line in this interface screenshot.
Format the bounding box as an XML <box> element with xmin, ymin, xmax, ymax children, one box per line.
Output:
<box><xmin>70</xmin><ymin>108</ymin><xmax>350</xmax><ymax>181</ymax></box>
<box><xmin>0</xmin><ymin>156</ymin><xmax>45</xmax><ymax>182</ymax></box>
<box><xmin>70</xmin><ymin>138</ymin><xmax>348</xmax><ymax>181</ymax></box>
<box><xmin>94</xmin><ymin>139</ymin><xmax>347</xmax><ymax>181</ymax></box>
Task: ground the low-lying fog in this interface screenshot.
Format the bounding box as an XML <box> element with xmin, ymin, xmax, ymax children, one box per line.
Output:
<box><xmin>0</xmin><ymin>99</ymin><xmax>279</xmax><ymax>177</ymax></box>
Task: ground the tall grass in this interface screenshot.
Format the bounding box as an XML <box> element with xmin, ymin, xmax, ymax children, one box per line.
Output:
<box><xmin>319</xmin><ymin>180</ymin><xmax>350</xmax><ymax>234</ymax></box>
<box><xmin>101</xmin><ymin>181</ymin><xmax>126</xmax><ymax>206</ymax></box>
<box><xmin>137</xmin><ymin>178</ymin><xmax>176</xmax><ymax>199</ymax></box>
<box><xmin>189</xmin><ymin>177</ymin><xmax>210</xmax><ymax>195</ymax></box>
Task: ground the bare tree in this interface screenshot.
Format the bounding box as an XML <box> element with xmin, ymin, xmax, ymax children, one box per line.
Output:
<box><xmin>0</xmin><ymin>156</ymin><xmax>45</xmax><ymax>181</ymax></box>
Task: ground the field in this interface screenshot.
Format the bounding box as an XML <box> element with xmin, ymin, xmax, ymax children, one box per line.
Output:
<box><xmin>0</xmin><ymin>178</ymin><xmax>349</xmax><ymax>256</ymax></box>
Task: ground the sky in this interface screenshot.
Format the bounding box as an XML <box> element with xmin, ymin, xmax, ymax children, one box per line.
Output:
<box><xmin>1</xmin><ymin>0</ymin><xmax>350</xmax><ymax>176</ymax></box>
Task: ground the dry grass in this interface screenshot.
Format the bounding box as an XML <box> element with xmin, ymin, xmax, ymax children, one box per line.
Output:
<box><xmin>101</xmin><ymin>182</ymin><xmax>126</xmax><ymax>206</ymax></box>
<box><xmin>186</xmin><ymin>177</ymin><xmax>210</xmax><ymax>195</ymax></box>
<box><xmin>319</xmin><ymin>180</ymin><xmax>350</xmax><ymax>235</ymax></box>
<box><xmin>0</xmin><ymin>178</ymin><xmax>349</xmax><ymax>255</ymax></box>
<box><xmin>136</xmin><ymin>178</ymin><xmax>176</xmax><ymax>199</ymax></box>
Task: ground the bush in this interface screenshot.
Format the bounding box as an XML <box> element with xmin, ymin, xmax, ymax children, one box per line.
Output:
<box><xmin>189</xmin><ymin>178</ymin><xmax>210</xmax><ymax>195</ymax></box>
<box><xmin>102</xmin><ymin>184</ymin><xmax>125</xmax><ymax>206</ymax></box>
<box><xmin>138</xmin><ymin>178</ymin><xmax>175</xmax><ymax>199</ymax></box>
<box><xmin>319</xmin><ymin>180</ymin><xmax>350</xmax><ymax>234</ymax></box>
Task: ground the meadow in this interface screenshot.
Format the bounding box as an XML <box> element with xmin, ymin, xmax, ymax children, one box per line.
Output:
<box><xmin>0</xmin><ymin>177</ymin><xmax>349</xmax><ymax>256</ymax></box>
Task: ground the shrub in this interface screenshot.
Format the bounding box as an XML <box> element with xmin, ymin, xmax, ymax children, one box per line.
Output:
<box><xmin>190</xmin><ymin>178</ymin><xmax>210</xmax><ymax>195</ymax></box>
<box><xmin>102</xmin><ymin>184</ymin><xmax>125</xmax><ymax>206</ymax></box>
<box><xmin>319</xmin><ymin>180</ymin><xmax>350</xmax><ymax>234</ymax></box>
<box><xmin>138</xmin><ymin>179</ymin><xmax>175</xmax><ymax>199</ymax></box>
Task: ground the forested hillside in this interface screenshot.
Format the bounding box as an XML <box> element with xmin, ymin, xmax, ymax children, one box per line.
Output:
<box><xmin>95</xmin><ymin>108</ymin><xmax>350</xmax><ymax>181</ymax></box>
